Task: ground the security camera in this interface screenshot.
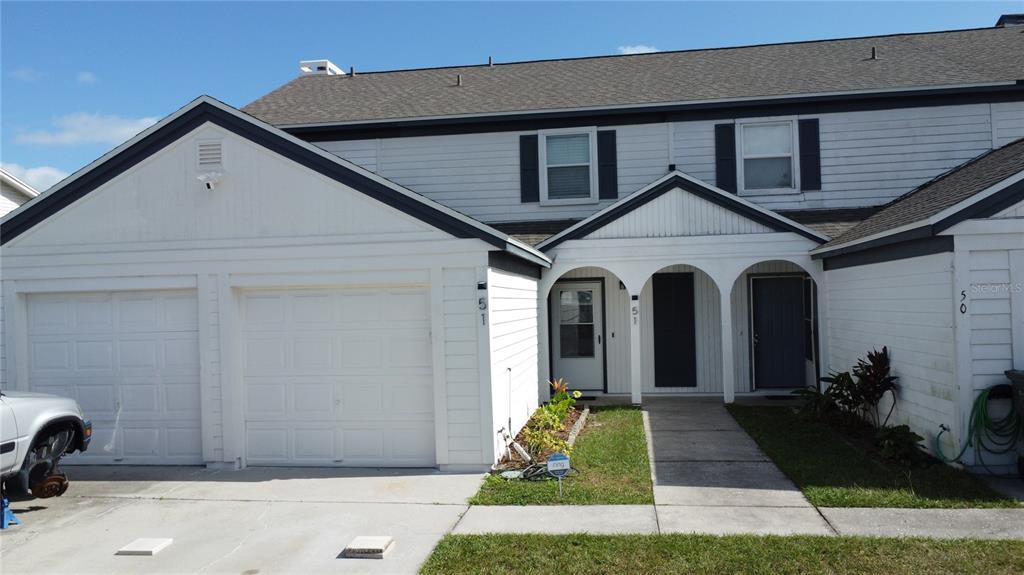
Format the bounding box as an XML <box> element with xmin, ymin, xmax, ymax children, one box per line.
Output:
<box><xmin>196</xmin><ymin>171</ymin><xmax>223</xmax><ymax>191</ymax></box>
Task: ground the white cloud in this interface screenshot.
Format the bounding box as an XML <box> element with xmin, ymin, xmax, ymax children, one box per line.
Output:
<box><xmin>618</xmin><ymin>45</ymin><xmax>660</xmax><ymax>55</ymax></box>
<box><xmin>1</xmin><ymin>163</ymin><xmax>70</xmax><ymax>191</ymax></box>
<box><xmin>17</xmin><ymin>112</ymin><xmax>158</xmax><ymax>146</ymax></box>
<box><xmin>77</xmin><ymin>71</ymin><xmax>99</xmax><ymax>84</ymax></box>
<box><xmin>10</xmin><ymin>68</ymin><xmax>43</xmax><ymax>82</ymax></box>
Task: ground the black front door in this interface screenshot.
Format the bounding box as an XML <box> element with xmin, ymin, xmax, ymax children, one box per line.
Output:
<box><xmin>653</xmin><ymin>273</ymin><xmax>697</xmax><ymax>387</ymax></box>
<box><xmin>751</xmin><ymin>276</ymin><xmax>806</xmax><ymax>389</ymax></box>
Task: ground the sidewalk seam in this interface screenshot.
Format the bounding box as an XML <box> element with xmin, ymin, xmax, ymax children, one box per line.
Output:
<box><xmin>642</xmin><ymin>409</ymin><xmax>663</xmax><ymax>534</ymax></box>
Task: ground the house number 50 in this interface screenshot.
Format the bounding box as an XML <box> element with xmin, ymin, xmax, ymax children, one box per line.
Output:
<box><xmin>959</xmin><ymin>290</ymin><xmax>967</xmax><ymax>314</ymax></box>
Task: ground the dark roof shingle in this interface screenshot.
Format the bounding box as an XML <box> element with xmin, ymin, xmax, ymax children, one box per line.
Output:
<box><xmin>245</xmin><ymin>27</ymin><xmax>1024</xmax><ymax>126</ymax></box>
<box><xmin>821</xmin><ymin>138</ymin><xmax>1024</xmax><ymax>249</ymax></box>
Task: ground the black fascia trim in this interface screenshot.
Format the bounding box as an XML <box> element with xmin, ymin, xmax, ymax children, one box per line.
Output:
<box><xmin>811</xmin><ymin>225</ymin><xmax>935</xmax><ymax>260</ymax></box>
<box><xmin>822</xmin><ymin>235</ymin><xmax>953</xmax><ymax>270</ymax></box>
<box><xmin>488</xmin><ymin>250</ymin><xmax>543</xmax><ymax>279</ymax></box>
<box><xmin>1</xmin><ymin>101</ymin><xmax>524</xmax><ymax>259</ymax></box>
<box><xmin>285</xmin><ymin>84</ymin><xmax>1024</xmax><ymax>142</ymax></box>
<box><xmin>540</xmin><ymin>175</ymin><xmax>824</xmax><ymax>250</ymax></box>
<box><xmin>933</xmin><ymin>178</ymin><xmax>1024</xmax><ymax>233</ymax></box>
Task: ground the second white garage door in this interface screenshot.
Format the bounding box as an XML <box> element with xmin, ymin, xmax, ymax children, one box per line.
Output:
<box><xmin>241</xmin><ymin>287</ymin><xmax>436</xmax><ymax>466</ymax></box>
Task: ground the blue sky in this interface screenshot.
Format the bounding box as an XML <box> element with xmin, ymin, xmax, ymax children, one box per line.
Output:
<box><xmin>2</xmin><ymin>1</ymin><xmax>1019</xmax><ymax>190</ymax></box>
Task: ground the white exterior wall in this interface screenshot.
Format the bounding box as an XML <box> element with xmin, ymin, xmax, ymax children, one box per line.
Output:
<box><xmin>992</xmin><ymin>101</ymin><xmax>1024</xmax><ymax>147</ymax></box>
<box><xmin>825</xmin><ymin>253</ymin><xmax>957</xmax><ymax>454</ymax></box>
<box><xmin>0</xmin><ymin>121</ymin><xmax>499</xmax><ymax>468</ymax></box>
<box><xmin>486</xmin><ymin>268</ymin><xmax>540</xmax><ymax>462</ymax></box>
<box><xmin>314</xmin><ymin>102</ymin><xmax>1021</xmax><ymax>223</ymax></box>
<box><xmin>952</xmin><ymin>218</ymin><xmax>1024</xmax><ymax>468</ymax></box>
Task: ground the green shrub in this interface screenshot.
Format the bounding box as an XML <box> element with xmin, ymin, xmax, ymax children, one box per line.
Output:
<box><xmin>876</xmin><ymin>424</ymin><xmax>925</xmax><ymax>467</ymax></box>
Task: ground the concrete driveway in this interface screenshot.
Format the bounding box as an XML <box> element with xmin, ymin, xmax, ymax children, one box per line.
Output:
<box><xmin>0</xmin><ymin>466</ymin><xmax>484</xmax><ymax>575</ymax></box>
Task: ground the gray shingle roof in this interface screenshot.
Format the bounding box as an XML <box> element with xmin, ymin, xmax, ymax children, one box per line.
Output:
<box><xmin>245</xmin><ymin>26</ymin><xmax>1024</xmax><ymax>126</ymax></box>
<box><xmin>821</xmin><ymin>137</ymin><xmax>1024</xmax><ymax>249</ymax></box>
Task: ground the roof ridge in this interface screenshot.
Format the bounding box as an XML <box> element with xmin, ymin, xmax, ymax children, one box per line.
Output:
<box><xmin>294</xmin><ymin>25</ymin><xmax>1003</xmax><ymax>78</ymax></box>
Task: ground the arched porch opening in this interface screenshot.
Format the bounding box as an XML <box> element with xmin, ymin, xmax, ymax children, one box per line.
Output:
<box><xmin>729</xmin><ymin>259</ymin><xmax>822</xmax><ymax>395</ymax></box>
<box><xmin>541</xmin><ymin>266</ymin><xmax>629</xmax><ymax>399</ymax></box>
<box><xmin>637</xmin><ymin>264</ymin><xmax>723</xmax><ymax>395</ymax></box>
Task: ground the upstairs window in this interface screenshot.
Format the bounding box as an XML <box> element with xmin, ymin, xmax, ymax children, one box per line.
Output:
<box><xmin>540</xmin><ymin>129</ymin><xmax>598</xmax><ymax>203</ymax></box>
<box><xmin>739</xmin><ymin>120</ymin><xmax>797</xmax><ymax>192</ymax></box>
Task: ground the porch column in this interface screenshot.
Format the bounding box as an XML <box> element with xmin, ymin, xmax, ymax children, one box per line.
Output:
<box><xmin>629</xmin><ymin>294</ymin><xmax>642</xmax><ymax>404</ymax></box>
<box><xmin>720</xmin><ymin>286</ymin><xmax>735</xmax><ymax>404</ymax></box>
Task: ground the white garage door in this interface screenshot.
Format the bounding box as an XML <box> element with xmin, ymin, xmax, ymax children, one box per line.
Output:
<box><xmin>27</xmin><ymin>291</ymin><xmax>202</xmax><ymax>464</ymax></box>
<box><xmin>241</xmin><ymin>287</ymin><xmax>436</xmax><ymax>466</ymax></box>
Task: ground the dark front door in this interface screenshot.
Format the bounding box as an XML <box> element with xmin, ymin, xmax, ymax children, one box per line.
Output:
<box><xmin>751</xmin><ymin>276</ymin><xmax>806</xmax><ymax>389</ymax></box>
<box><xmin>653</xmin><ymin>273</ymin><xmax>697</xmax><ymax>387</ymax></box>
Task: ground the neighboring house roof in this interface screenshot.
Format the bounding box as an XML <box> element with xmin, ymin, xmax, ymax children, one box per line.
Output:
<box><xmin>245</xmin><ymin>26</ymin><xmax>1024</xmax><ymax>128</ymax></box>
<box><xmin>0</xmin><ymin>96</ymin><xmax>550</xmax><ymax>268</ymax></box>
<box><xmin>814</xmin><ymin>137</ymin><xmax>1024</xmax><ymax>256</ymax></box>
<box><xmin>537</xmin><ymin>172</ymin><xmax>830</xmax><ymax>251</ymax></box>
<box><xmin>491</xmin><ymin>219</ymin><xmax>580</xmax><ymax>247</ymax></box>
<box><xmin>777</xmin><ymin>207</ymin><xmax>879</xmax><ymax>240</ymax></box>
<box><xmin>1</xmin><ymin>168</ymin><xmax>40</xmax><ymax>200</ymax></box>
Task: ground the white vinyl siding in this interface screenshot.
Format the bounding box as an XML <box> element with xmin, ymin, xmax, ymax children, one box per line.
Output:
<box><xmin>486</xmin><ymin>268</ymin><xmax>540</xmax><ymax>462</ymax></box>
<box><xmin>825</xmin><ymin>253</ymin><xmax>956</xmax><ymax>455</ymax></box>
<box><xmin>992</xmin><ymin>101</ymin><xmax>1024</xmax><ymax>147</ymax></box>
<box><xmin>443</xmin><ymin>267</ymin><xmax>486</xmax><ymax>465</ymax></box>
<box><xmin>315</xmin><ymin>102</ymin><xmax>1019</xmax><ymax>220</ymax></box>
<box><xmin>586</xmin><ymin>187</ymin><xmax>773</xmax><ymax>239</ymax></box>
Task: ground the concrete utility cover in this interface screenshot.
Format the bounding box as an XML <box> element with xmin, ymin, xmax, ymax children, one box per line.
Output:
<box><xmin>342</xmin><ymin>535</ymin><xmax>395</xmax><ymax>559</ymax></box>
<box><xmin>115</xmin><ymin>538</ymin><xmax>173</xmax><ymax>556</ymax></box>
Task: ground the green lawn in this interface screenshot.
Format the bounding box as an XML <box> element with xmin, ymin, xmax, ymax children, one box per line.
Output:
<box><xmin>469</xmin><ymin>407</ymin><xmax>653</xmax><ymax>505</ymax></box>
<box><xmin>727</xmin><ymin>405</ymin><xmax>1018</xmax><ymax>508</ymax></box>
<box><xmin>421</xmin><ymin>534</ymin><xmax>1024</xmax><ymax>575</ymax></box>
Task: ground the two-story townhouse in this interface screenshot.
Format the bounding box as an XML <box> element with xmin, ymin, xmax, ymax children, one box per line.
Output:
<box><xmin>2</xmin><ymin>17</ymin><xmax>1022</xmax><ymax>472</ymax></box>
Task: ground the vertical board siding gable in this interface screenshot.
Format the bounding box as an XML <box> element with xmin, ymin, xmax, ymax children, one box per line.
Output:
<box><xmin>799</xmin><ymin>119</ymin><xmax>822</xmax><ymax>191</ymax></box>
<box><xmin>519</xmin><ymin>134</ymin><xmax>540</xmax><ymax>203</ymax></box>
<box><xmin>597</xmin><ymin>130</ymin><xmax>618</xmax><ymax>200</ymax></box>
<box><xmin>714</xmin><ymin>123</ymin><xmax>737</xmax><ymax>193</ymax></box>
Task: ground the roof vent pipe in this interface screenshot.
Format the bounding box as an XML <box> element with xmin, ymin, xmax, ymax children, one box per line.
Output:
<box><xmin>870</xmin><ymin>46</ymin><xmax>878</xmax><ymax>60</ymax></box>
<box><xmin>457</xmin><ymin>74</ymin><xmax>463</xmax><ymax>86</ymax></box>
<box><xmin>488</xmin><ymin>56</ymin><xmax>493</xmax><ymax>66</ymax></box>
<box><xmin>349</xmin><ymin>66</ymin><xmax>355</xmax><ymax>76</ymax></box>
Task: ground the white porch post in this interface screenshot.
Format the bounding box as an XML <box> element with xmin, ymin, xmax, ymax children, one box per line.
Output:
<box><xmin>720</xmin><ymin>285</ymin><xmax>736</xmax><ymax>404</ymax></box>
<box><xmin>629</xmin><ymin>294</ymin><xmax>642</xmax><ymax>404</ymax></box>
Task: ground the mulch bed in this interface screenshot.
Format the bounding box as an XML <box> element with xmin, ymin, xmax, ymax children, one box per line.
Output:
<box><xmin>493</xmin><ymin>407</ymin><xmax>582</xmax><ymax>470</ymax></box>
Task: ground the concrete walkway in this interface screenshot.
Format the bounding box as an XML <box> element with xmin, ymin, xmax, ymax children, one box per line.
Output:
<box><xmin>645</xmin><ymin>397</ymin><xmax>833</xmax><ymax>535</ymax></box>
<box><xmin>454</xmin><ymin>398</ymin><xmax>1024</xmax><ymax>539</ymax></box>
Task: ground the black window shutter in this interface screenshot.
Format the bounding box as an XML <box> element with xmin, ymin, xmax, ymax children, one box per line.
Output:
<box><xmin>714</xmin><ymin>124</ymin><xmax>737</xmax><ymax>193</ymax></box>
<box><xmin>597</xmin><ymin>130</ymin><xmax>618</xmax><ymax>200</ymax></box>
<box><xmin>799</xmin><ymin>119</ymin><xmax>821</xmax><ymax>191</ymax></box>
<box><xmin>519</xmin><ymin>134</ymin><xmax>540</xmax><ymax>203</ymax></box>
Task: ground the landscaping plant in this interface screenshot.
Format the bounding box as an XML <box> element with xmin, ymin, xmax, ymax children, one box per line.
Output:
<box><xmin>852</xmin><ymin>346</ymin><xmax>899</xmax><ymax>427</ymax></box>
<box><xmin>875</xmin><ymin>424</ymin><xmax>926</xmax><ymax>467</ymax></box>
<box><xmin>520</xmin><ymin>379</ymin><xmax>583</xmax><ymax>458</ymax></box>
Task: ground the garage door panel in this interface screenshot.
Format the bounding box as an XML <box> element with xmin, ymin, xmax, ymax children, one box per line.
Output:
<box><xmin>28</xmin><ymin>290</ymin><xmax>202</xmax><ymax>465</ymax></box>
<box><xmin>242</xmin><ymin>286</ymin><xmax>435</xmax><ymax>466</ymax></box>
<box><xmin>293</xmin><ymin>382</ymin><xmax>334</xmax><ymax>416</ymax></box>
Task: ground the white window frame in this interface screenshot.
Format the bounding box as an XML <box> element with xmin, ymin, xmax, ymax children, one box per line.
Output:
<box><xmin>539</xmin><ymin>127</ymin><xmax>600</xmax><ymax>205</ymax></box>
<box><xmin>736</xmin><ymin>117</ymin><xmax>800</xmax><ymax>195</ymax></box>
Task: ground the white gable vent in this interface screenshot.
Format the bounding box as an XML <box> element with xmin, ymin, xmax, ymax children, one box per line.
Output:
<box><xmin>197</xmin><ymin>141</ymin><xmax>223</xmax><ymax>169</ymax></box>
<box><xmin>196</xmin><ymin>140</ymin><xmax>224</xmax><ymax>191</ymax></box>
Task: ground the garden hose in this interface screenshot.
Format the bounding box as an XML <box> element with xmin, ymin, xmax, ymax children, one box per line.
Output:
<box><xmin>935</xmin><ymin>378</ymin><xmax>1024</xmax><ymax>475</ymax></box>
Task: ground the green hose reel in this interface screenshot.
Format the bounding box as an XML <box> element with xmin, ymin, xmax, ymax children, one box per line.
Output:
<box><xmin>935</xmin><ymin>370</ymin><xmax>1024</xmax><ymax>476</ymax></box>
